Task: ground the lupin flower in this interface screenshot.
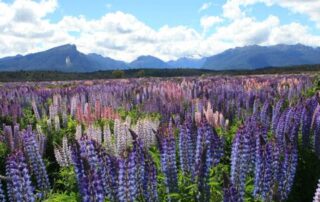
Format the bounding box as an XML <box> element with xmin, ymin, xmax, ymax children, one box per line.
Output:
<box><xmin>117</xmin><ymin>158</ymin><xmax>127</xmax><ymax>202</ymax></box>
<box><xmin>278</xmin><ymin>144</ymin><xmax>298</xmax><ymax>200</ymax></box>
<box><xmin>130</xmin><ymin>129</ymin><xmax>158</xmax><ymax>201</ymax></box>
<box><xmin>178</xmin><ymin>117</ymin><xmax>195</xmax><ymax>174</ymax></box>
<box><xmin>3</xmin><ymin>125</ymin><xmax>14</xmax><ymax>152</ymax></box>
<box><xmin>128</xmin><ymin>150</ymin><xmax>138</xmax><ymax>201</ymax></box>
<box><xmin>275</xmin><ymin>110</ymin><xmax>288</xmax><ymax>151</ymax></box>
<box><xmin>86</xmin><ymin>124</ymin><xmax>103</xmax><ymax>144</ymax></box>
<box><xmin>302</xmin><ymin>97</ymin><xmax>318</xmax><ymax>147</ymax></box>
<box><xmin>314</xmin><ymin>111</ymin><xmax>320</xmax><ymax>158</ymax></box>
<box><xmin>260</xmin><ymin>101</ymin><xmax>272</xmax><ymax>129</ymax></box>
<box><xmin>6</xmin><ymin>151</ymin><xmax>35</xmax><ymax>202</ymax></box>
<box><xmin>23</xmin><ymin>127</ymin><xmax>50</xmax><ymax>194</ymax></box>
<box><xmin>253</xmin><ymin>98</ymin><xmax>260</xmax><ymax>115</ymax></box>
<box><xmin>103</xmin><ymin>123</ymin><xmax>117</xmax><ymax>154</ymax></box>
<box><xmin>114</xmin><ymin>118</ymin><xmax>132</xmax><ymax>156</ymax></box>
<box><xmin>314</xmin><ymin>179</ymin><xmax>320</xmax><ymax>202</ymax></box>
<box><xmin>54</xmin><ymin>115</ymin><xmax>60</xmax><ymax>131</ymax></box>
<box><xmin>31</xmin><ymin>99</ymin><xmax>41</xmax><ymax>121</ymax></box>
<box><xmin>75</xmin><ymin>124</ymin><xmax>82</xmax><ymax>141</ymax></box>
<box><xmin>36</xmin><ymin>131</ymin><xmax>47</xmax><ymax>157</ymax></box>
<box><xmin>72</xmin><ymin>138</ymin><xmax>114</xmax><ymax>202</ymax></box>
<box><xmin>231</xmin><ymin>124</ymin><xmax>251</xmax><ymax>198</ymax></box>
<box><xmin>223</xmin><ymin>173</ymin><xmax>242</xmax><ymax>202</ymax></box>
<box><xmin>0</xmin><ymin>180</ymin><xmax>5</xmax><ymax>202</ymax></box>
<box><xmin>70</xmin><ymin>95</ymin><xmax>78</xmax><ymax>117</ymax></box>
<box><xmin>143</xmin><ymin>155</ymin><xmax>158</xmax><ymax>202</ymax></box>
<box><xmin>285</xmin><ymin>106</ymin><xmax>302</xmax><ymax>145</ymax></box>
<box><xmin>133</xmin><ymin>118</ymin><xmax>159</xmax><ymax>148</ymax></box>
<box><xmin>157</xmin><ymin>120</ymin><xmax>178</xmax><ymax>195</ymax></box>
<box><xmin>78</xmin><ymin>137</ymin><xmax>108</xmax><ymax>200</ymax></box>
<box><xmin>54</xmin><ymin>136</ymin><xmax>72</xmax><ymax>167</ymax></box>
<box><xmin>117</xmin><ymin>151</ymin><xmax>138</xmax><ymax>202</ymax></box>
<box><xmin>193</xmin><ymin>118</ymin><xmax>223</xmax><ymax>200</ymax></box>
<box><xmin>71</xmin><ymin>144</ymin><xmax>91</xmax><ymax>202</ymax></box>
<box><xmin>231</xmin><ymin>117</ymin><xmax>260</xmax><ymax>199</ymax></box>
<box><xmin>272</xmin><ymin>99</ymin><xmax>284</xmax><ymax>134</ymax></box>
<box><xmin>253</xmin><ymin>136</ymin><xmax>275</xmax><ymax>201</ymax></box>
<box><xmin>13</xmin><ymin>124</ymin><xmax>22</xmax><ymax>150</ymax></box>
<box><xmin>302</xmin><ymin>105</ymin><xmax>312</xmax><ymax>148</ymax></box>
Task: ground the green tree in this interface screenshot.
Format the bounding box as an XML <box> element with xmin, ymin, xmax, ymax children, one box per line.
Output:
<box><xmin>112</xmin><ymin>70</ymin><xmax>125</xmax><ymax>78</ymax></box>
<box><xmin>136</xmin><ymin>70</ymin><xmax>145</xmax><ymax>77</ymax></box>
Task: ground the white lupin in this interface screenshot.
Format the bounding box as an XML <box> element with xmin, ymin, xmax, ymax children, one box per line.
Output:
<box><xmin>54</xmin><ymin>115</ymin><xmax>60</xmax><ymax>131</ymax></box>
<box><xmin>75</xmin><ymin>124</ymin><xmax>82</xmax><ymax>141</ymax></box>
<box><xmin>54</xmin><ymin>137</ymin><xmax>72</xmax><ymax>167</ymax></box>
<box><xmin>314</xmin><ymin>179</ymin><xmax>320</xmax><ymax>202</ymax></box>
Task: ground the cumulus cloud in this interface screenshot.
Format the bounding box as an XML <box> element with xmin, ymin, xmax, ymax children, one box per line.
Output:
<box><xmin>200</xmin><ymin>16</ymin><xmax>223</xmax><ymax>32</ymax></box>
<box><xmin>266</xmin><ymin>0</ymin><xmax>320</xmax><ymax>28</ymax></box>
<box><xmin>267</xmin><ymin>22</ymin><xmax>320</xmax><ymax>46</ymax></box>
<box><xmin>199</xmin><ymin>2</ymin><xmax>212</xmax><ymax>12</ymax></box>
<box><xmin>0</xmin><ymin>0</ymin><xmax>320</xmax><ymax>62</ymax></box>
<box><xmin>211</xmin><ymin>15</ymin><xmax>280</xmax><ymax>46</ymax></box>
<box><xmin>223</xmin><ymin>0</ymin><xmax>320</xmax><ymax>27</ymax></box>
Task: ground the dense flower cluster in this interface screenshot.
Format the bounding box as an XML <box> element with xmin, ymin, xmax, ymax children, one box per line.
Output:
<box><xmin>0</xmin><ymin>75</ymin><xmax>317</xmax><ymax>201</ymax></box>
<box><xmin>71</xmin><ymin>130</ymin><xmax>158</xmax><ymax>202</ymax></box>
<box><xmin>230</xmin><ymin>96</ymin><xmax>307</xmax><ymax>201</ymax></box>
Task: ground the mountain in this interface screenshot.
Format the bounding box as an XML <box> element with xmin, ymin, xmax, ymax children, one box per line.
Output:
<box><xmin>202</xmin><ymin>44</ymin><xmax>320</xmax><ymax>70</ymax></box>
<box><xmin>129</xmin><ymin>55</ymin><xmax>171</xmax><ymax>69</ymax></box>
<box><xmin>0</xmin><ymin>44</ymin><xmax>128</xmax><ymax>72</ymax></box>
<box><xmin>87</xmin><ymin>53</ymin><xmax>127</xmax><ymax>70</ymax></box>
<box><xmin>167</xmin><ymin>57</ymin><xmax>206</xmax><ymax>68</ymax></box>
<box><xmin>1</xmin><ymin>43</ymin><xmax>320</xmax><ymax>72</ymax></box>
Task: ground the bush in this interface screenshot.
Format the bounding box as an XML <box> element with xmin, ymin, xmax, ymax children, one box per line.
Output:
<box><xmin>112</xmin><ymin>70</ymin><xmax>125</xmax><ymax>78</ymax></box>
<box><xmin>136</xmin><ymin>70</ymin><xmax>145</xmax><ymax>77</ymax></box>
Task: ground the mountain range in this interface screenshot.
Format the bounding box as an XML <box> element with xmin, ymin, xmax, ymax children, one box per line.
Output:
<box><xmin>0</xmin><ymin>43</ymin><xmax>320</xmax><ymax>72</ymax></box>
<box><xmin>202</xmin><ymin>44</ymin><xmax>320</xmax><ymax>70</ymax></box>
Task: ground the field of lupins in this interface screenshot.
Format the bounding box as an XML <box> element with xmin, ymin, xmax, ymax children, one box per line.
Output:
<box><xmin>0</xmin><ymin>75</ymin><xmax>320</xmax><ymax>202</ymax></box>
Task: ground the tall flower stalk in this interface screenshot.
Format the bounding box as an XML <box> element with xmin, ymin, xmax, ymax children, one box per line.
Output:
<box><xmin>23</xmin><ymin>127</ymin><xmax>50</xmax><ymax>196</ymax></box>
<box><xmin>6</xmin><ymin>151</ymin><xmax>35</xmax><ymax>202</ymax></box>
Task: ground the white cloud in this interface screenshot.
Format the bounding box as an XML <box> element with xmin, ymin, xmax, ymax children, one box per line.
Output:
<box><xmin>0</xmin><ymin>0</ymin><xmax>320</xmax><ymax>62</ymax></box>
<box><xmin>12</xmin><ymin>0</ymin><xmax>57</xmax><ymax>22</ymax></box>
<box><xmin>211</xmin><ymin>15</ymin><xmax>280</xmax><ymax>46</ymax></box>
<box><xmin>222</xmin><ymin>0</ymin><xmax>320</xmax><ymax>28</ymax></box>
<box><xmin>200</xmin><ymin>16</ymin><xmax>223</xmax><ymax>31</ymax></box>
<box><xmin>267</xmin><ymin>0</ymin><xmax>320</xmax><ymax>28</ymax></box>
<box><xmin>199</xmin><ymin>2</ymin><xmax>212</xmax><ymax>12</ymax></box>
<box><xmin>222</xmin><ymin>0</ymin><xmax>245</xmax><ymax>20</ymax></box>
<box><xmin>267</xmin><ymin>22</ymin><xmax>320</xmax><ymax>46</ymax></box>
<box><xmin>207</xmin><ymin>14</ymin><xmax>320</xmax><ymax>49</ymax></box>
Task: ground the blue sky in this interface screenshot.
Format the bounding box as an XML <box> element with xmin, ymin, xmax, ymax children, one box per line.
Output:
<box><xmin>1</xmin><ymin>0</ymin><xmax>320</xmax><ymax>61</ymax></box>
<box><xmin>32</xmin><ymin>0</ymin><xmax>320</xmax><ymax>34</ymax></box>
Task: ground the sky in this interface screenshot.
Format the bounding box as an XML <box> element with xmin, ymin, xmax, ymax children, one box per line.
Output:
<box><xmin>1</xmin><ymin>0</ymin><xmax>320</xmax><ymax>62</ymax></box>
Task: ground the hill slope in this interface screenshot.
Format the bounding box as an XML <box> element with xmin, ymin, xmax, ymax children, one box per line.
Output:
<box><xmin>168</xmin><ymin>57</ymin><xmax>206</xmax><ymax>68</ymax></box>
<box><xmin>0</xmin><ymin>44</ymin><xmax>128</xmax><ymax>72</ymax></box>
<box><xmin>202</xmin><ymin>44</ymin><xmax>320</xmax><ymax>70</ymax></box>
<box><xmin>129</xmin><ymin>55</ymin><xmax>171</xmax><ymax>69</ymax></box>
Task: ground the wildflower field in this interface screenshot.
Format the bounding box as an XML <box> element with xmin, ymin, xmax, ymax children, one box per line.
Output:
<box><xmin>0</xmin><ymin>75</ymin><xmax>320</xmax><ymax>202</ymax></box>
